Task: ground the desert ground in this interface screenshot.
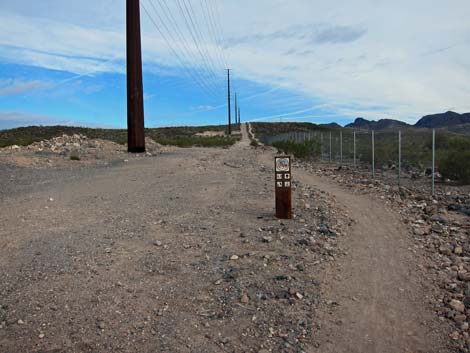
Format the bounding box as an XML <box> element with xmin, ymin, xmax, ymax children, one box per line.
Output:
<box><xmin>1</xmin><ymin>124</ymin><xmax>469</xmax><ymax>353</ymax></box>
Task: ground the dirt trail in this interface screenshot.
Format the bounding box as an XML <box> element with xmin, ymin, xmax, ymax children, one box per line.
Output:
<box><xmin>279</xmin><ymin>162</ymin><xmax>447</xmax><ymax>352</ymax></box>
<box><xmin>256</xmin><ymin>136</ymin><xmax>448</xmax><ymax>352</ymax></box>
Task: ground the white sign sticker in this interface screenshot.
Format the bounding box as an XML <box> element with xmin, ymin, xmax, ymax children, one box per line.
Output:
<box><xmin>275</xmin><ymin>157</ymin><xmax>290</xmax><ymax>172</ymax></box>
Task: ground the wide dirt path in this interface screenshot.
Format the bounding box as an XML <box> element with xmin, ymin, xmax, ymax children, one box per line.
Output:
<box><xmin>0</xmin><ymin>124</ymin><xmax>450</xmax><ymax>352</ymax></box>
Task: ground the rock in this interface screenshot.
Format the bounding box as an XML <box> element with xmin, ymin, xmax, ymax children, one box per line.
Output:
<box><xmin>454</xmin><ymin>246</ymin><xmax>463</xmax><ymax>255</ymax></box>
<box><xmin>319</xmin><ymin>225</ymin><xmax>329</xmax><ymax>234</ymax></box>
<box><xmin>463</xmin><ymin>296</ymin><xmax>470</xmax><ymax>309</ymax></box>
<box><xmin>439</xmin><ymin>245</ymin><xmax>453</xmax><ymax>256</ymax></box>
<box><xmin>430</xmin><ymin>214</ymin><xmax>448</xmax><ymax>224</ymax></box>
<box><xmin>38</xmin><ymin>333</ymin><xmax>45</xmax><ymax>339</ymax></box>
<box><xmin>240</xmin><ymin>293</ymin><xmax>250</xmax><ymax>304</ymax></box>
<box><xmin>97</xmin><ymin>321</ymin><xmax>105</xmax><ymax>330</ymax></box>
<box><xmin>262</xmin><ymin>236</ymin><xmax>273</xmax><ymax>243</ymax></box>
<box><xmin>450</xmin><ymin>299</ymin><xmax>466</xmax><ymax>313</ymax></box>
<box><xmin>17</xmin><ymin>319</ymin><xmax>24</xmax><ymax>325</ymax></box>
<box><xmin>230</xmin><ymin>255</ymin><xmax>239</xmax><ymax>260</ymax></box>
<box><xmin>153</xmin><ymin>240</ymin><xmax>163</xmax><ymax>247</ymax></box>
<box><xmin>458</xmin><ymin>272</ymin><xmax>470</xmax><ymax>282</ymax></box>
<box><xmin>432</xmin><ymin>224</ymin><xmax>444</xmax><ymax>234</ymax></box>
<box><xmin>224</xmin><ymin>267</ymin><xmax>240</xmax><ymax>281</ymax></box>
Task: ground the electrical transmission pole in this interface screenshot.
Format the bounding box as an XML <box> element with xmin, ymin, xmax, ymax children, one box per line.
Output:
<box><xmin>238</xmin><ymin>106</ymin><xmax>241</xmax><ymax>125</ymax></box>
<box><xmin>127</xmin><ymin>0</ymin><xmax>145</xmax><ymax>152</ymax></box>
<box><xmin>234</xmin><ymin>92</ymin><xmax>238</xmax><ymax>127</ymax></box>
<box><xmin>227</xmin><ymin>69</ymin><xmax>231</xmax><ymax>135</ymax></box>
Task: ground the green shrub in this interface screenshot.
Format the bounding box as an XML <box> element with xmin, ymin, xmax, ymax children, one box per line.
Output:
<box><xmin>154</xmin><ymin>136</ymin><xmax>237</xmax><ymax>148</ymax></box>
<box><xmin>272</xmin><ymin>139</ymin><xmax>320</xmax><ymax>159</ymax></box>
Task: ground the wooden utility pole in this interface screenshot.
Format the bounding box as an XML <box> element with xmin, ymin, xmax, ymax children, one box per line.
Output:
<box><xmin>238</xmin><ymin>106</ymin><xmax>241</xmax><ymax>125</ymax></box>
<box><xmin>234</xmin><ymin>92</ymin><xmax>238</xmax><ymax>127</ymax></box>
<box><xmin>227</xmin><ymin>69</ymin><xmax>231</xmax><ymax>135</ymax></box>
<box><xmin>127</xmin><ymin>0</ymin><xmax>146</xmax><ymax>153</ymax></box>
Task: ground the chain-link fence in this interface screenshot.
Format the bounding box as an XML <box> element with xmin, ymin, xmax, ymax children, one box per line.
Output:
<box><xmin>266</xmin><ymin>128</ymin><xmax>470</xmax><ymax>194</ymax></box>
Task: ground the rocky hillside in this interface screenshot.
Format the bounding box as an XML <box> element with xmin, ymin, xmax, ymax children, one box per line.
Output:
<box><xmin>415</xmin><ymin>111</ymin><xmax>470</xmax><ymax>129</ymax></box>
<box><xmin>345</xmin><ymin>111</ymin><xmax>470</xmax><ymax>134</ymax></box>
<box><xmin>345</xmin><ymin>118</ymin><xmax>410</xmax><ymax>130</ymax></box>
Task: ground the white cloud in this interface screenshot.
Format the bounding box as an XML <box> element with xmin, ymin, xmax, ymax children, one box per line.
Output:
<box><xmin>0</xmin><ymin>0</ymin><xmax>469</xmax><ymax>122</ymax></box>
<box><xmin>0</xmin><ymin>79</ymin><xmax>52</xmax><ymax>96</ymax></box>
<box><xmin>0</xmin><ymin>111</ymin><xmax>116</xmax><ymax>130</ymax></box>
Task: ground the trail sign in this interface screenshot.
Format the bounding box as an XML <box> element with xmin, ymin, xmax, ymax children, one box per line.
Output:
<box><xmin>275</xmin><ymin>156</ymin><xmax>292</xmax><ymax>219</ymax></box>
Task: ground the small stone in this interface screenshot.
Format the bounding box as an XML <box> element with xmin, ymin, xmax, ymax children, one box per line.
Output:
<box><xmin>262</xmin><ymin>236</ymin><xmax>272</xmax><ymax>243</ymax></box>
<box><xmin>153</xmin><ymin>240</ymin><xmax>163</xmax><ymax>247</ymax></box>
<box><xmin>230</xmin><ymin>255</ymin><xmax>239</xmax><ymax>260</ymax></box>
<box><xmin>458</xmin><ymin>272</ymin><xmax>470</xmax><ymax>282</ymax></box>
<box><xmin>38</xmin><ymin>333</ymin><xmax>45</xmax><ymax>339</ymax></box>
<box><xmin>454</xmin><ymin>246</ymin><xmax>463</xmax><ymax>255</ymax></box>
<box><xmin>240</xmin><ymin>293</ymin><xmax>250</xmax><ymax>304</ymax></box>
<box><xmin>296</xmin><ymin>292</ymin><xmax>304</xmax><ymax>300</ymax></box>
<box><xmin>439</xmin><ymin>245</ymin><xmax>452</xmax><ymax>256</ymax></box>
<box><xmin>462</xmin><ymin>322</ymin><xmax>469</xmax><ymax>331</ymax></box>
<box><xmin>97</xmin><ymin>321</ymin><xmax>105</xmax><ymax>330</ymax></box>
<box><xmin>463</xmin><ymin>296</ymin><xmax>470</xmax><ymax>309</ymax></box>
<box><xmin>17</xmin><ymin>319</ymin><xmax>24</xmax><ymax>325</ymax></box>
<box><xmin>450</xmin><ymin>299</ymin><xmax>465</xmax><ymax>313</ymax></box>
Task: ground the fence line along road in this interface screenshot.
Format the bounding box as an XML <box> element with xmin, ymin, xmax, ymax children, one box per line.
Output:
<box><xmin>264</xmin><ymin>128</ymin><xmax>447</xmax><ymax>196</ymax></box>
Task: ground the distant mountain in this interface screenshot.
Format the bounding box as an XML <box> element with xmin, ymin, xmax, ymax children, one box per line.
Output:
<box><xmin>415</xmin><ymin>111</ymin><xmax>470</xmax><ymax>129</ymax></box>
<box><xmin>345</xmin><ymin>118</ymin><xmax>410</xmax><ymax>130</ymax></box>
<box><xmin>320</xmin><ymin>122</ymin><xmax>342</xmax><ymax>129</ymax></box>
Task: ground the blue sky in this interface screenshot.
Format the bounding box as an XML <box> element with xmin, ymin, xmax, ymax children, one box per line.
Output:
<box><xmin>0</xmin><ymin>0</ymin><xmax>469</xmax><ymax>130</ymax></box>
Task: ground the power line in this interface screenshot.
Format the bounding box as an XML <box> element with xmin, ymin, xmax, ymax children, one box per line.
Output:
<box><xmin>147</xmin><ymin>0</ymin><xmax>221</xmax><ymax>96</ymax></box>
<box><xmin>141</xmin><ymin>1</ymin><xmax>222</xmax><ymax>100</ymax></box>
<box><xmin>209</xmin><ymin>0</ymin><xmax>229</xmax><ymax>67</ymax></box>
<box><xmin>157</xmin><ymin>0</ymin><xmax>224</xmax><ymax>88</ymax></box>
<box><xmin>184</xmin><ymin>0</ymin><xmax>225</xmax><ymax>76</ymax></box>
<box><xmin>198</xmin><ymin>0</ymin><xmax>227</xmax><ymax>71</ymax></box>
<box><xmin>174</xmin><ymin>0</ymin><xmax>225</xmax><ymax>87</ymax></box>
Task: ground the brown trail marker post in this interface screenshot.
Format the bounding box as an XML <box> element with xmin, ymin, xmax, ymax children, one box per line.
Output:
<box><xmin>275</xmin><ymin>156</ymin><xmax>292</xmax><ymax>219</ymax></box>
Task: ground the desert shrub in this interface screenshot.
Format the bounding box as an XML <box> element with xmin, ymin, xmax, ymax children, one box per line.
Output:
<box><xmin>438</xmin><ymin>136</ymin><xmax>470</xmax><ymax>183</ymax></box>
<box><xmin>272</xmin><ymin>139</ymin><xmax>320</xmax><ymax>159</ymax></box>
<box><xmin>154</xmin><ymin>136</ymin><xmax>237</xmax><ymax>148</ymax></box>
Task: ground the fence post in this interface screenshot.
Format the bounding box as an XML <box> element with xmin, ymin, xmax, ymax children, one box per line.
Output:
<box><xmin>398</xmin><ymin>130</ymin><xmax>401</xmax><ymax>185</ymax></box>
<box><xmin>321</xmin><ymin>133</ymin><xmax>323</xmax><ymax>161</ymax></box>
<box><xmin>353</xmin><ymin>130</ymin><xmax>356</xmax><ymax>168</ymax></box>
<box><xmin>432</xmin><ymin>128</ymin><xmax>435</xmax><ymax>196</ymax></box>
<box><xmin>340</xmin><ymin>129</ymin><xmax>343</xmax><ymax>164</ymax></box>
<box><xmin>372</xmin><ymin>130</ymin><xmax>375</xmax><ymax>178</ymax></box>
<box><xmin>329</xmin><ymin>131</ymin><xmax>332</xmax><ymax>162</ymax></box>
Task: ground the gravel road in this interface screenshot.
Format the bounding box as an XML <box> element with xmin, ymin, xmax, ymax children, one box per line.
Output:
<box><xmin>0</xmin><ymin>124</ymin><xmax>453</xmax><ymax>352</ymax></box>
